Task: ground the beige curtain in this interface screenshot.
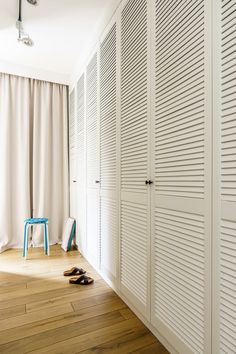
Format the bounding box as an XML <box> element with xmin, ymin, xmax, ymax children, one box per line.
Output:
<box><xmin>0</xmin><ymin>73</ymin><xmax>69</xmax><ymax>252</ymax></box>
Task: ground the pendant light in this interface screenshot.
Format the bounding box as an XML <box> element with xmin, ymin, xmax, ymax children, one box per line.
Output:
<box><xmin>16</xmin><ymin>0</ymin><xmax>37</xmax><ymax>47</ymax></box>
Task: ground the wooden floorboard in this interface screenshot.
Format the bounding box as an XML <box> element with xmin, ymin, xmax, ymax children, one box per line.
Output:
<box><xmin>0</xmin><ymin>245</ymin><xmax>169</xmax><ymax>354</ymax></box>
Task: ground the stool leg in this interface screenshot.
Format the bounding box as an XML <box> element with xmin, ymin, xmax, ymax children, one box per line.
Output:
<box><xmin>46</xmin><ymin>222</ymin><xmax>50</xmax><ymax>256</ymax></box>
<box><xmin>30</xmin><ymin>224</ymin><xmax>33</xmax><ymax>248</ymax></box>
<box><xmin>28</xmin><ymin>225</ymin><xmax>31</xmax><ymax>250</ymax></box>
<box><xmin>44</xmin><ymin>223</ymin><xmax>47</xmax><ymax>255</ymax></box>
<box><xmin>23</xmin><ymin>222</ymin><xmax>28</xmax><ymax>258</ymax></box>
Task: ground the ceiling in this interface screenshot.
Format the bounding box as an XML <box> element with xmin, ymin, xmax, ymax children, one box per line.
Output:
<box><xmin>0</xmin><ymin>0</ymin><xmax>120</xmax><ymax>83</ymax></box>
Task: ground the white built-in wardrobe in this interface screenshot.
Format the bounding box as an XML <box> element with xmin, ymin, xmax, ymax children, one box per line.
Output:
<box><xmin>69</xmin><ymin>0</ymin><xmax>236</xmax><ymax>353</ymax></box>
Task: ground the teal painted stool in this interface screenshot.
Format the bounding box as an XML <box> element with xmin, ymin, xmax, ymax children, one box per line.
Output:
<box><xmin>23</xmin><ymin>218</ymin><xmax>49</xmax><ymax>258</ymax></box>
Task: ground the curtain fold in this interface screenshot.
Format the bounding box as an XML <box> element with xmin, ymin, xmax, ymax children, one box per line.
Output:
<box><xmin>0</xmin><ymin>73</ymin><xmax>69</xmax><ymax>252</ymax></box>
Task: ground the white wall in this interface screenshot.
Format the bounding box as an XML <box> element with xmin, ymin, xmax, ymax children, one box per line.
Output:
<box><xmin>0</xmin><ymin>60</ymin><xmax>69</xmax><ymax>84</ymax></box>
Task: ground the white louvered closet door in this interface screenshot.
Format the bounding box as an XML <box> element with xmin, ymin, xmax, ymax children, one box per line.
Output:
<box><xmin>69</xmin><ymin>88</ymin><xmax>77</xmax><ymax>220</ymax></box>
<box><xmin>76</xmin><ymin>74</ymin><xmax>86</xmax><ymax>251</ymax></box>
<box><xmin>151</xmin><ymin>1</ymin><xmax>212</xmax><ymax>353</ymax></box>
<box><xmin>100</xmin><ymin>23</ymin><xmax>118</xmax><ymax>281</ymax></box>
<box><xmin>120</xmin><ymin>0</ymin><xmax>150</xmax><ymax>318</ymax></box>
<box><xmin>213</xmin><ymin>1</ymin><xmax>236</xmax><ymax>353</ymax></box>
<box><xmin>86</xmin><ymin>53</ymin><xmax>100</xmax><ymax>268</ymax></box>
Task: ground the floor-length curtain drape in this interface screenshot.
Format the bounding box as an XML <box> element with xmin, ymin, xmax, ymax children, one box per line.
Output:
<box><xmin>0</xmin><ymin>73</ymin><xmax>69</xmax><ymax>252</ymax></box>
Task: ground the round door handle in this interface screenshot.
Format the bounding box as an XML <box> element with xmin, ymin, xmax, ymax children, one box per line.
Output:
<box><xmin>73</xmin><ymin>180</ymin><xmax>77</xmax><ymax>183</ymax></box>
<box><xmin>95</xmin><ymin>180</ymin><xmax>100</xmax><ymax>184</ymax></box>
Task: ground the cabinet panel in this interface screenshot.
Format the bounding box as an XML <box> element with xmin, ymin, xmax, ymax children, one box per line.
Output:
<box><xmin>87</xmin><ymin>190</ymin><xmax>100</xmax><ymax>266</ymax></box>
<box><xmin>215</xmin><ymin>1</ymin><xmax>236</xmax><ymax>353</ymax></box>
<box><xmin>154</xmin><ymin>208</ymin><xmax>205</xmax><ymax>352</ymax></box>
<box><xmin>76</xmin><ymin>74</ymin><xmax>86</xmax><ymax>250</ymax></box>
<box><xmin>151</xmin><ymin>0</ymin><xmax>212</xmax><ymax>353</ymax></box>
<box><xmin>219</xmin><ymin>218</ymin><xmax>236</xmax><ymax>354</ymax></box>
<box><xmin>69</xmin><ymin>88</ymin><xmax>76</xmax><ymax>159</ymax></box>
<box><xmin>69</xmin><ymin>88</ymin><xmax>77</xmax><ymax>219</ymax></box>
<box><xmin>86</xmin><ymin>53</ymin><xmax>99</xmax><ymax>189</ymax></box>
<box><xmin>100</xmin><ymin>24</ymin><xmax>117</xmax><ymax>191</ymax></box>
<box><xmin>120</xmin><ymin>199</ymin><xmax>148</xmax><ymax>313</ymax></box>
<box><xmin>120</xmin><ymin>0</ymin><xmax>150</xmax><ymax>318</ymax></box>
<box><xmin>120</xmin><ymin>0</ymin><xmax>148</xmax><ymax>193</ymax></box>
<box><xmin>101</xmin><ymin>197</ymin><xmax>117</xmax><ymax>278</ymax></box>
<box><xmin>86</xmin><ymin>53</ymin><xmax>100</xmax><ymax>267</ymax></box>
<box><xmin>100</xmin><ymin>23</ymin><xmax>118</xmax><ymax>280</ymax></box>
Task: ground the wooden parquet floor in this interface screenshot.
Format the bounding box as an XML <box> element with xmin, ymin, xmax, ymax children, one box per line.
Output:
<box><xmin>0</xmin><ymin>245</ymin><xmax>169</xmax><ymax>354</ymax></box>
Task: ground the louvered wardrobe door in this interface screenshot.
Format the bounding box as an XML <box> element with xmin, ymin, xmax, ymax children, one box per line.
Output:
<box><xmin>86</xmin><ymin>53</ymin><xmax>100</xmax><ymax>268</ymax></box>
<box><xmin>214</xmin><ymin>1</ymin><xmax>236</xmax><ymax>353</ymax></box>
<box><xmin>120</xmin><ymin>0</ymin><xmax>150</xmax><ymax>318</ymax></box>
<box><xmin>76</xmin><ymin>74</ymin><xmax>86</xmax><ymax>251</ymax></box>
<box><xmin>151</xmin><ymin>1</ymin><xmax>211</xmax><ymax>353</ymax></box>
<box><xmin>69</xmin><ymin>88</ymin><xmax>77</xmax><ymax>219</ymax></box>
<box><xmin>100</xmin><ymin>23</ymin><xmax>118</xmax><ymax>281</ymax></box>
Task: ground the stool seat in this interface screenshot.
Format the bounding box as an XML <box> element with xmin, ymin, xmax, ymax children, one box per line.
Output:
<box><xmin>23</xmin><ymin>217</ymin><xmax>49</xmax><ymax>258</ymax></box>
<box><xmin>24</xmin><ymin>218</ymin><xmax>48</xmax><ymax>224</ymax></box>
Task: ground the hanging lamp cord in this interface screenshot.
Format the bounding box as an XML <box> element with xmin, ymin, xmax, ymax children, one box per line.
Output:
<box><xmin>18</xmin><ymin>0</ymin><xmax>22</xmax><ymax>22</ymax></box>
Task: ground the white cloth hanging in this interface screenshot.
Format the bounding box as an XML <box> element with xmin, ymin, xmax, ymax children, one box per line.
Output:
<box><xmin>0</xmin><ymin>73</ymin><xmax>69</xmax><ymax>252</ymax></box>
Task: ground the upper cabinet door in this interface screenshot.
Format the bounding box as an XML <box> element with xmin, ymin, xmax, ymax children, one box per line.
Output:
<box><xmin>69</xmin><ymin>88</ymin><xmax>76</xmax><ymax>180</ymax></box>
<box><xmin>69</xmin><ymin>88</ymin><xmax>77</xmax><ymax>219</ymax></box>
<box><xmin>100</xmin><ymin>23</ymin><xmax>118</xmax><ymax>281</ymax></box>
<box><xmin>77</xmin><ymin>74</ymin><xmax>85</xmax><ymax>191</ymax></box>
<box><xmin>120</xmin><ymin>0</ymin><xmax>151</xmax><ymax>319</ymax></box>
<box><xmin>86</xmin><ymin>53</ymin><xmax>100</xmax><ymax>189</ymax></box>
<box><xmin>86</xmin><ymin>52</ymin><xmax>100</xmax><ymax>268</ymax></box>
<box><xmin>76</xmin><ymin>74</ymin><xmax>86</xmax><ymax>251</ymax></box>
<box><xmin>213</xmin><ymin>1</ymin><xmax>236</xmax><ymax>353</ymax></box>
<box><xmin>151</xmin><ymin>0</ymin><xmax>212</xmax><ymax>353</ymax></box>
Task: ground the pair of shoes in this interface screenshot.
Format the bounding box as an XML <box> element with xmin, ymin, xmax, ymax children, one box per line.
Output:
<box><xmin>63</xmin><ymin>267</ymin><xmax>94</xmax><ymax>285</ymax></box>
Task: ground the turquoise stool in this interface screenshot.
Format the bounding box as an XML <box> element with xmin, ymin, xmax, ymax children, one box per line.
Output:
<box><xmin>23</xmin><ymin>218</ymin><xmax>49</xmax><ymax>258</ymax></box>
